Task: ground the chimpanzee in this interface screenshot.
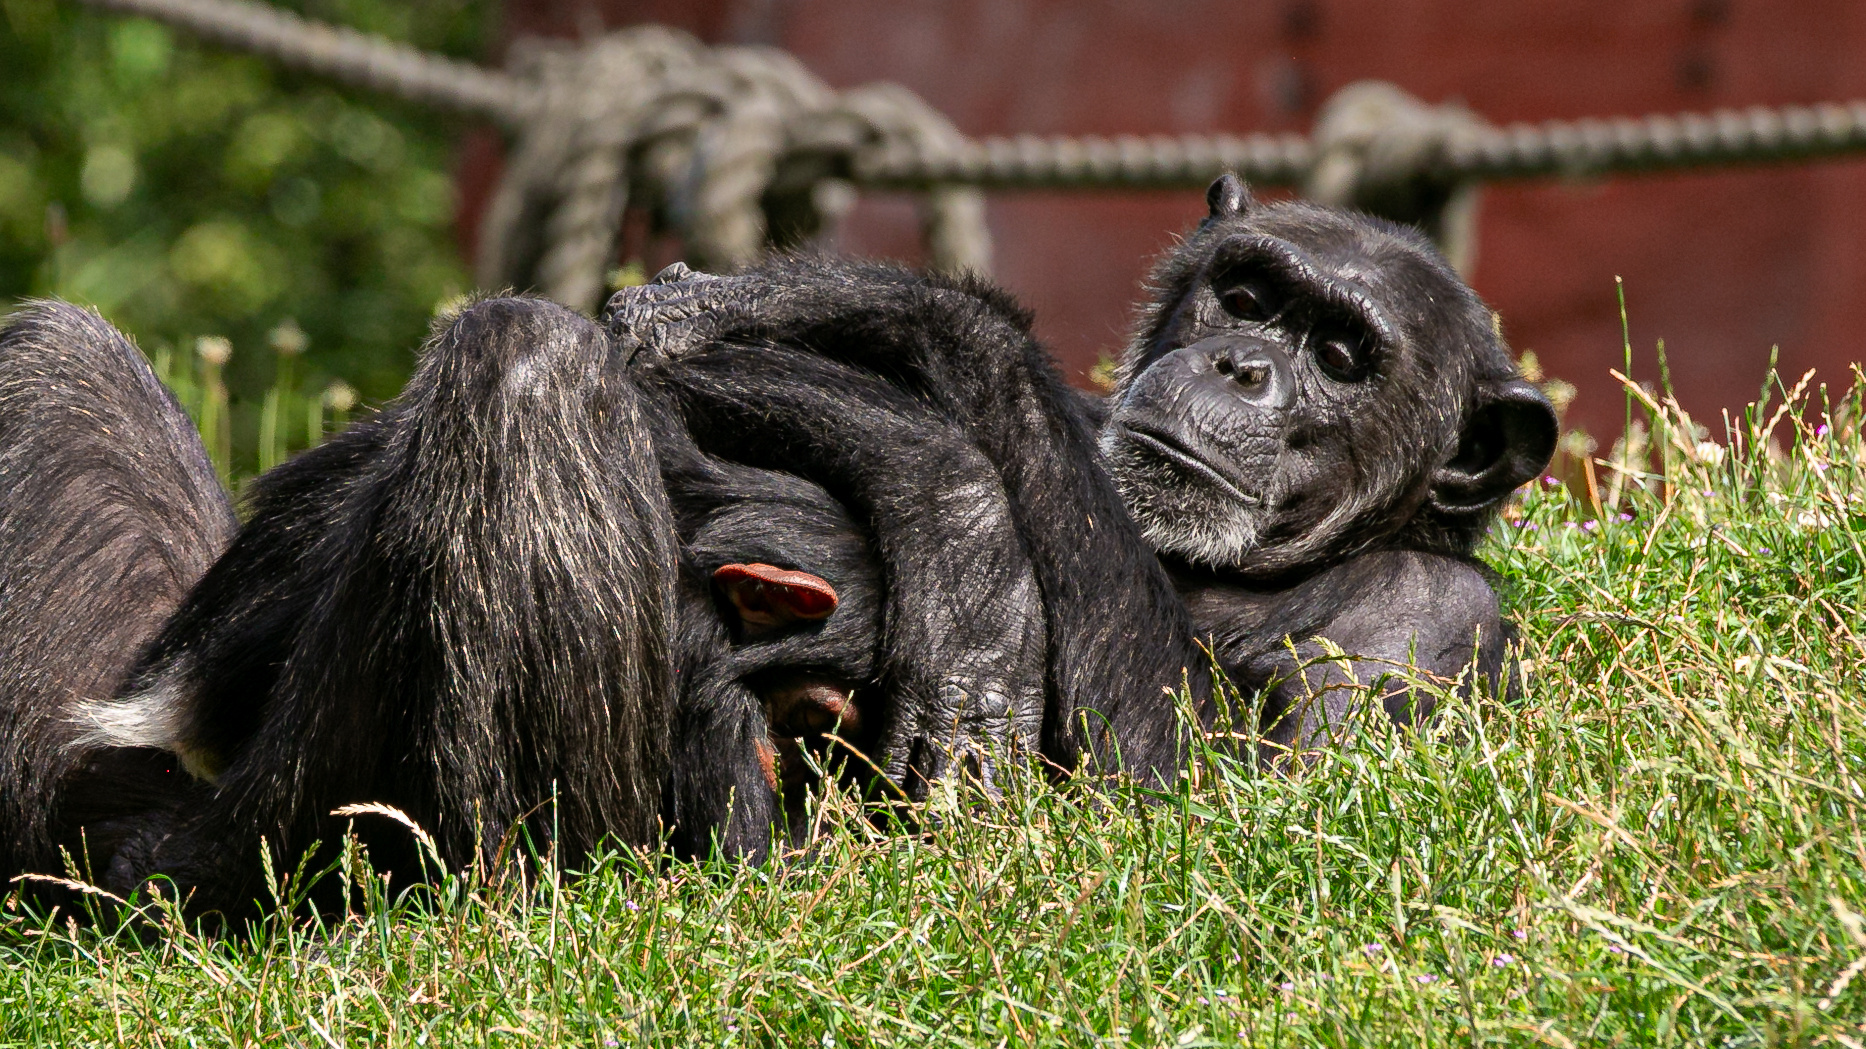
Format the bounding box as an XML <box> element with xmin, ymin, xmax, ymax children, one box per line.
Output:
<box><xmin>1114</xmin><ymin>174</ymin><xmax>1556</xmax><ymax>752</ymax></box>
<box><xmin>56</xmin><ymin>299</ymin><xmax>684</xmax><ymax>912</ymax></box>
<box><xmin>617</xmin><ymin>174</ymin><xmax>1555</xmax><ymax>759</ymax></box>
<box><xmin>0</xmin><ymin>175</ymin><xmax>1553</xmax><ymax>918</ymax></box>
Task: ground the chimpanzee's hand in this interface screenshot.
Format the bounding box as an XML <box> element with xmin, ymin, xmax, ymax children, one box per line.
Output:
<box><xmin>880</xmin><ymin>672</ymin><xmax>1042</xmax><ymax>802</ymax></box>
<box><xmin>602</xmin><ymin>262</ymin><xmax>762</xmax><ymax>363</ymax></box>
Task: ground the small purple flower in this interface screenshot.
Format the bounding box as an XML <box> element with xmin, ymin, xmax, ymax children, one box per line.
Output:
<box><xmin>1759</xmin><ymin>547</ymin><xmax>1772</xmax><ymax>555</ymax></box>
<box><xmin>1818</xmin><ymin>424</ymin><xmax>1831</xmax><ymax>437</ymax></box>
<box><xmin>1511</xmin><ymin>929</ymin><xmax>1528</xmax><ymax>941</ymax></box>
<box><xmin>1581</xmin><ymin>519</ymin><xmax>1599</xmax><ymax>532</ymax></box>
<box><xmin>605</xmin><ymin>1040</ymin><xmax>619</xmax><ymax>1047</ymax></box>
<box><xmin>1278</xmin><ymin>982</ymin><xmax>1294</xmax><ymax>991</ymax></box>
<box><xmin>1361</xmin><ymin>943</ymin><xmax>1384</xmax><ymax>956</ymax></box>
<box><xmin>1618</xmin><ymin>513</ymin><xmax>1634</xmax><ymax>522</ymax></box>
<box><xmin>1525</xmin><ymin>522</ymin><xmax>1538</xmax><ymax>531</ymax></box>
<box><xmin>1415</xmin><ymin>974</ymin><xmax>1438</xmax><ymax>984</ymax></box>
<box><xmin>1197</xmin><ymin>996</ymin><xmax>1209</xmax><ymax>1005</ymax></box>
<box><xmin>1543</xmin><ymin>475</ymin><xmax>1560</xmax><ymax>485</ymax></box>
<box><xmin>727</xmin><ymin>1026</ymin><xmax>739</xmax><ymax>1034</ymax></box>
<box><xmin>1607</xmin><ymin>943</ymin><xmax>1625</xmax><ymax>955</ymax></box>
<box><xmin>1491</xmin><ymin>953</ymin><xmax>1514</xmax><ymax>967</ymax></box>
<box><xmin>624</xmin><ymin>900</ymin><xmax>640</xmax><ymax>913</ymax></box>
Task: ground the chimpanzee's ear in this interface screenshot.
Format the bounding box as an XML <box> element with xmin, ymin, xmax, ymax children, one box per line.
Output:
<box><xmin>1205</xmin><ymin>174</ymin><xmax>1254</xmax><ymax>223</ymax></box>
<box><xmin>714</xmin><ymin>563</ymin><xmax>839</xmax><ymax>634</ymax></box>
<box><xmin>1429</xmin><ymin>379</ymin><xmax>1558</xmax><ymax>514</ymax></box>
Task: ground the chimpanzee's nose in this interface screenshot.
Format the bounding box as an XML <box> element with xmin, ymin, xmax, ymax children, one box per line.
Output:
<box><xmin>1197</xmin><ymin>336</ymin><xmax>1294</xmax><ymax>410</ymax></box>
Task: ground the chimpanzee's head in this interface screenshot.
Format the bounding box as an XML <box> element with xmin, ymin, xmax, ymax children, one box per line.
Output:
<box><xmin>1102</xmin><ymin>174</ymin><xmax>1556</xmax><ymax>580</ymax></box>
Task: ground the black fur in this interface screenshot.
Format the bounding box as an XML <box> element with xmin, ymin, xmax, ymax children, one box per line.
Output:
<box><xmin>619</xmin><ymin>174</ymin><xmax>1555</xmax><ymax>759</ymax></box>
<box><xmin>656</xmin><ymin>431</ymin><xmax>889</xmax><ymax>858</ymax></box>
<box><xmin>1109</xmin><ymin>175</ymin><xmax>1553</xmax><ymax>745</ymax></box>
<box><xmin>611</xmin><ymin>265</ymin><xmax>1212</xmax><ymax>789</ymax></box>
<box><xmin>72</xmin><ymin>298</ymin><xmax>679</xmax><ymax>915</ymax></box>
<box><xmin>0</xmin><ymin>302</ymin><xmax>234</xmax><ymax>885</ymax></box>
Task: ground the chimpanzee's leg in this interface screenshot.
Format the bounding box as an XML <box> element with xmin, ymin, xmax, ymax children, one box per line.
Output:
<box><xmin>1181</xmin><ymin>550</ymin><xmax>1512</xmax><ymax>762</ymax></box>
<box><xmin>95</xmin><ymin>298</ymin><xmax>679</xmax><ymax>917</ymax></box>
<box><xmin>0</xmin><ymin>301</ymin><xmax>236</xmax><ymax>887</ymax></box>
<box><xmin>610</xmin><ymin>265</ymin><xmax>1204</xmax><ymax>785</ymax></box>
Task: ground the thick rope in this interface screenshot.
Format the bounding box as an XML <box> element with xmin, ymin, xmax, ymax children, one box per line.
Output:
<box><xmin>64</xmin><ymin>0</ymin><xmax>1866</xmax><ymax>301</ymax></box>
<box><xmin>70</xmin><ymin>0</ymin><xmax>532</xmax><ymax>122</ymax></box>
<box><xmin>472</xmin><ymin>29</ymin><xmax>989</xmax><ymax>308</ymax></box>
<box><xmin>68</xmin><ymin>0</ymin><xmax>1866</xmax><ymax>189</ymax></box>
<box><xmin>1303</xmin><ymin>82</ymin><xmax>1490</xmax><ymax>274</ymax></box>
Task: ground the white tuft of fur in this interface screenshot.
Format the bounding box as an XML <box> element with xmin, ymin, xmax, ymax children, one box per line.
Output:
<box><xmin>68</xmin><ymin>662</ymin><xmax>217</xmax><ymax>781</ymax></box>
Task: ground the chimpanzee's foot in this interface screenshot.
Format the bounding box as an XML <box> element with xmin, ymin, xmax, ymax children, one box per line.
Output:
<box><xmin>603</xmin><ymin>263</ymin><xmax>761</xmax><ymax>362</ymax></box>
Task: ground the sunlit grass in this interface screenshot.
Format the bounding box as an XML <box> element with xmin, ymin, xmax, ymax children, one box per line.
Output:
<box><xmin>4</xmin><ymin>371</ymin><xmax>1865</xmax><ymax>1047</ymax></box>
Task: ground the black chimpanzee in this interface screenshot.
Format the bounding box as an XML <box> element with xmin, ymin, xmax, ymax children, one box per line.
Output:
<box><xmin>0</xmin><ymin>175</ymin><xmax>1553</xmax><ymax>917</ymax></box>
<box><xmin>621</xmin><ymin>173</ymin><xmax>1555</xmax><ymax>765</ymax></box>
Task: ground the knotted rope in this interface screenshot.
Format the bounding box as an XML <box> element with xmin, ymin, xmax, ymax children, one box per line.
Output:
<box><xmin>70</xmin><ymin>0</ymin><xmax>989</xmax><ymax>311</ymax></box>
<box><xmin>479</xmin><ymin>29</ymin><xmax>989</xmax><ymax>310</ymax></box>
<box><xmin>65</xmin><ymin>0</ymin><xmax>1866</xmax><ymax>301</ymax></box>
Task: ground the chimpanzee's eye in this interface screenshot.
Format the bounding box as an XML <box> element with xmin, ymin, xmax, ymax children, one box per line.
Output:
<box><xmin>1217</xmin><ymin>281</ymin><xmax>1278</xmax><ymax>322</ymax></box>
<box><xmin>1312</xmin><ymin>328</ymin><xmax>1371</xmax><ymax>382</ymax></box>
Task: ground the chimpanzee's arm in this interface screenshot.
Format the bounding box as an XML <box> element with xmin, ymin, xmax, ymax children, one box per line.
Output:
<box><xmin>1180</xmin><ymin>550</ymin><xmax>1512</xmax><ymax>763</ymax></box>
<box><xmin>638</xmin><ymin>344</ymin><xmax>1048</xmax><ymax>801</ymax></box>
<box><xmin>610</xmin><ymin>262</ymin><xmax>1206</xmax><ymax>784</ymax></box>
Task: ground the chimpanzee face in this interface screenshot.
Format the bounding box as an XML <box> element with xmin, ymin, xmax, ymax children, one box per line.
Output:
<box><xmin>1103</xmin><ymin>177</ymin><xmax>1556</xmax><ymax>579</ymax></box>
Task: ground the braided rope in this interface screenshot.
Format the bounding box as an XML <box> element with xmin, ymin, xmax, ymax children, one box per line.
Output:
<box><xmin>67</xmin><ymin>0</ymin><xmax>1866</xmax><ymax>189</ymax></box>
<box><xmin>849</xmin><ymin>102</ymin><xmax>1866</xmax><ymax>189</ymax></box>
<box><xmin>469</xmin><ymin>29</ymin><xmax>989</xmax><ymax>308</ymax></box>
<box><xmin>70</xmin><ymin>0</ymin><xmax>532</xmax><ymax>122</ymax></box>
<box><xmin>64</xmin><ymin>0</ymin><xmax>1866</xmax><ymax>299</ymax></box>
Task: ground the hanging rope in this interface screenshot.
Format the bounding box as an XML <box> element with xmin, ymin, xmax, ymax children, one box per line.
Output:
<box><xmin>69</xmin><ymin>0</ymin><xmax>991</xmax><ymax>310</ymax></box>
<box><xmin>64</xmin><ymin>0</ymin><xmax>1866</xmax><ymax>305</ymax></box>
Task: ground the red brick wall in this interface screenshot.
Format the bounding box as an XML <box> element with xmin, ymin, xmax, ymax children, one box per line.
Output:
<box><xmin>475</xmin><ymin>0</ymin><xmax>1866</xmax><ymax>439</ymax></box>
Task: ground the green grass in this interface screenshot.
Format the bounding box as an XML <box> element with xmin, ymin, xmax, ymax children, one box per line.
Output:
<box><xmin>5</xmin><ymin>374</ymin><xmax>1866</xmax><ymax>1047</ymax></box>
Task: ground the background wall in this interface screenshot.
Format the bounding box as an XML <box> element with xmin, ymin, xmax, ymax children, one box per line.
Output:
<box><xmin>465</xmin><ymin>0</ymin><xmax>1866</xmax><ymax>440</ymax></box>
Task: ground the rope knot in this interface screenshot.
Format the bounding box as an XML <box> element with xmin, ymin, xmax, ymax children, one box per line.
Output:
<box><xmin>476</xmin><ymin>26</ymin><xmax>992</xmax><ymax>312</ymax></box>
<box><xmin>1303</xmin><ymin>81</ymin><xmax>1491</xmax><ymax>273</ymax></box>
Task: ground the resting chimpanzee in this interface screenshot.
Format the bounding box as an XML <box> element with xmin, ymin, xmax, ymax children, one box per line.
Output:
<box><xmin>0</xmin><ymin>303</ymin><xmax>236</xmax><ymax>886</ymax></box>
<box><xmin>1115</xmin><ymin>175</ymin><xmax>1556</xmax><ymax>753</ymax></box>
<box><xmin>616</xmin><ymin>173</ymin><xmax>1555</xmax><ymax>760</ymax></box>
<box><xmin>0</xmin><ymin>299</ymin><xmax>684</xmax><ymax>908</ymax></box>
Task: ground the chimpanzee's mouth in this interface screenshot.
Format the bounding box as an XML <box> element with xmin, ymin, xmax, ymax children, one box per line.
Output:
<box><xmin>1117</xmin><ymin>423</ymin><xmax>1259</xmax><ymax>505</ymax></box>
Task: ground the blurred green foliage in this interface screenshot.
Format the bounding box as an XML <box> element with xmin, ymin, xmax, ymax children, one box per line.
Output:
<box><xmin>0</xmin><ymin>0</ymin><xmax>493</xmax><ymax>476</ymax></box>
